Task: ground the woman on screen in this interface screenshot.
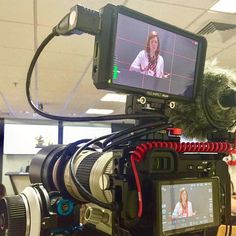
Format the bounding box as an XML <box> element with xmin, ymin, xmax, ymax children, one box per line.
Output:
<box><xmin>172</xmin><ymin>188</ymin><xmax>196</xmax><ymax>219</ymax></box>
<box><xmin>129</xmin><ymin>31</ymin><xmax>164</xmax><ymax>78</ymax></box>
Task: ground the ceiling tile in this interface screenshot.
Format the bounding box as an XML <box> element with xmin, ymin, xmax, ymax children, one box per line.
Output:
<box><xmin>37</xmin><ymin>26</ymin><xmax>94</xmax><ymax>56</ymax></box>
<box><xmin>37</xmin><ymin>0</ymin><xmax>78</xmax><ymax>26</ymax></box>
<box><xmin>126</xmin><ymin>0</ymin><xmax>205</xmax><ymax>28</ymax></box>
<box><xmin>0</xmin><ymin>22</ymin><xmax>34</xmax><ymax>49</ymax></box>
<box><xmin>37</xmin><ymin>0</ymin><xmax>126</xmax><ymax>26</ymax></box>
<box><xmin>214</xmin><ymin>45</ymin><xmax>236</xmax><ymax>69</ymax></box>
<box><xmin>148</xmin><ymin>0</ymin><xmax>218</xmax><ymax>9</ymax></box>
<box><xmin>0</xmin><ymin>95</ymin><xmax>8</xmax><ymax>114</ymax></box>
<box><xmin>0</xmin><ymin>0</ymin><xmax>33</xmax><ymax>23</ymax></box>
<box><xmin>0</xmin><ymin>65</ymin><xmax>28</xmax><ymax>81</ymax></box>
<box><xmin>0</xmin><ymin>48</ymin><xmax>34</xmax><ymax>67</ymax></box>
<box><xmin>206</xmin><ymin>46</ymin><xmax>224</xmax><ymax>58</ymax></box>
<box><xmin>37</xmin><ymin>51</ymin><xmax>92</xmax><ymax>72</ymax></box>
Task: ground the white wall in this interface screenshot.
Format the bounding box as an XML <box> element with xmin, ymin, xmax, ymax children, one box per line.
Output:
<box><xmin>2</xmin><ymin>154</ymin><xmax>33</xmax><ymax>195</ymax></box>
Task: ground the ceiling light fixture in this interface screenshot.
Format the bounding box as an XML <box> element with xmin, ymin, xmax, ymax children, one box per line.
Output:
<box><xmin>85</xmin><ymin>108</ymin><xmax>114</xmax><ymax>115</ymax></box>
<box><xmin>210</xmin><ymin>0</ymin><xmax>236</xmax><ymax>13</ymax></box>
<box><xmin>101</xmin><ymin>93</ymin><xmax>127</xmax><ymax>103</ymax></box>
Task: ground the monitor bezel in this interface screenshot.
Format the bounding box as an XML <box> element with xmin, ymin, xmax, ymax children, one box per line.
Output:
<box><xmin>93</xmin><ymin>4</ymin><xmax>207</xmax><ymax>102</ymax></box>
<box><xmin>154</xmin><ymin>177</ymin><xmax>221</xmax><ymax>236</ymax></box>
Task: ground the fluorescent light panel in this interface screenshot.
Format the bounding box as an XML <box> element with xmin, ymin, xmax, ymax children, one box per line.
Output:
<box><xmin>210</xmin><ymin>0</ymin><xmax>236</xmax><ymax>13</ymax></box>
<box><xmin>86</xmin><ymin>108</ymin><xmax>114</xmax><ymax>115</ymax></box>
<box><xmin>101</xmin><ymin>93</ymin><xmax>127</xmax><ymax>103</ymax></box>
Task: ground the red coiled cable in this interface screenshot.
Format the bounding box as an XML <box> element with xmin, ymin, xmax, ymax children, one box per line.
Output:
<box><xmin>130</xmin><ymin>141</ymin><xmax>232</xmax><ymax>217</ymax></box>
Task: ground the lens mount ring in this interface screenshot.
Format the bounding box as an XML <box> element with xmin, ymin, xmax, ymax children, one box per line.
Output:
<box><xmin>21</xmin><ymin>186</ymin><xmax>42</xmax><ymax>236</ymax></box>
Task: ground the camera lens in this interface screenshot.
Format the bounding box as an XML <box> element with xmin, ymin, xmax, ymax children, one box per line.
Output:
<box><xmin>0</xmin><ymin>196</ymin><xmax>27</xmax><ymax>236</ymax></box>
<box><xmin>64</xmin><ymin>150</ymin><xmax>113</xmax><ymax>203</ymax></box>
<box><xmin>29</xmin><ymin>145</ymin><xmax>65</xmax><ymax>192</ymax></box>
<box><xmin>29</xmin><ymin>143</ymin><xmax>114</xmax><ymax>204</ymax></box>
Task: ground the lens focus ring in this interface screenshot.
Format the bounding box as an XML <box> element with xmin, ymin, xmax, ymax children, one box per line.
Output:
<box><xmin>0</xmin><ymin>196</ymin><xmax>26</xmax><ymax>236</ymax></box>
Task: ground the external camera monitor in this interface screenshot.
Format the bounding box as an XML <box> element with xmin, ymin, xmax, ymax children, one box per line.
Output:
<box><xmin>155</xmin><ymin>177</ymin><xmax>220</xmax><ymax>236</ymax></box>
<box><xmin>93</xmin><ymin>4</ymin><xmax>207</xmax><ymax>102</ymax></box>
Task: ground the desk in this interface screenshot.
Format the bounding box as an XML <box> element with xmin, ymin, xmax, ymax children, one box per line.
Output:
<box><xmin>5</xmin><ymin>172</ymin><xmax>30</xmax><ymax>194</ymax></box>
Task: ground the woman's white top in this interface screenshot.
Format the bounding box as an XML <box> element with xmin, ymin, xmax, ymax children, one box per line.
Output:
<box><xmin>130</xmin><ymin>50</ymin><xmax>164</xmax><ymax>78</ymax></box>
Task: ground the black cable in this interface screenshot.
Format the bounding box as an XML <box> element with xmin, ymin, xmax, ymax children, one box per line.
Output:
<box><xmin>229</xmin><ymin>223</ymin><xmax>232</xmax><ymax>236</ymax></box>
<box><xmin>54</xmin><ymin>138</ymin><xmax>102</xmax><ymax>201</ymax></box>
<box><xmin>69</xmin><ymin>133</ymin><xmax>115</xmax><ymax>210</ymax></box>
<box><xmin>103</xmin><ymin>127</ymin><xmax>160</xmax><ymax>150</ymax></box>
<box><xmin>103</xmin><ymin>120</ymin><xmax>168</xmax><ymax>147</ymax></box>
<box><xmin>103</xmin><ymin>122</ymin><xmax>172</xmax><ymax>152</ymax></box>
<box><xmin>26</xmin><ymin>31</ymin><xmax>57</xmax><ymax>116</ymax></box>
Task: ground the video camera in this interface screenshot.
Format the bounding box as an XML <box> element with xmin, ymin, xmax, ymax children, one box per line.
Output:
<box><xmin>0</xmin><ymin>3</ymin><xmax>234</xmax><ymax>236</ymax></box>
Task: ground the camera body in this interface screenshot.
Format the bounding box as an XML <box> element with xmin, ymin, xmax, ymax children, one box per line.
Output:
<box><xmin>111</xmin><ymin>144</ymin><xmax>230</xmax><ymax>236</ymax></box>
<box><xmin>0</xmin><ymin>139</ymin><xmax>231</xmax><ymax>236</ymax></box>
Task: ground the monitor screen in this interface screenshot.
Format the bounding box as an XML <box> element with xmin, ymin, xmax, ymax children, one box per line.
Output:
<box><xmin>93</xmin><ymin>5</ymin><xmax>207</xmax><ymax>102</ymax></box>
<box><xmin>156</xmin><ymin>178</ymin><xmax>220</xmax><ymax>235</ymax></box>
<box><xmin>114</xmin><ymin>14</ymin><xmax>199</xmax><ymax>98</ymax></box>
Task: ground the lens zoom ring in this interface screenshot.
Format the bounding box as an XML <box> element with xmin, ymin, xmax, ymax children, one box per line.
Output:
<box><xmin>75</xmin><ymin>152</ymin><xmax>101</xmax><ymax>193</ymax></box>
<box><xmin>0</xmin><ymin>196</ymin><xmax>26</xmax><ymax>236</ymax></box>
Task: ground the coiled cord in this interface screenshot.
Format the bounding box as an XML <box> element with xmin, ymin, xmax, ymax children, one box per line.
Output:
<box><xmin>132</xmin><ymin>141</ymin><xmax>232</xmax><ymax>162</ymax></box>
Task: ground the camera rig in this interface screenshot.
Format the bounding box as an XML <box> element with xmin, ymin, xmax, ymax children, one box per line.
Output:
<box><xmin>0</xmin><ymin>95</ymin><xmax>234</xmax><ymax>236</ymax></box>
<box><xmin>1</xmin><ymin>3</ymin><xmax>236</xmax><ymax>236</ymax></box>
